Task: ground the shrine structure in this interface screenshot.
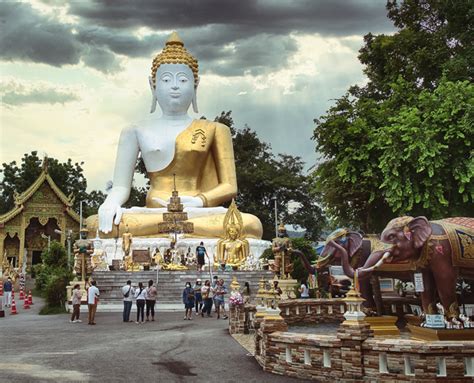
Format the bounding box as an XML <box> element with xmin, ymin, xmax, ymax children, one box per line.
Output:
<box><xmin>0</xmin><ymin>159</ymin><xmax>80</xmax><ymax>271</ymax></box>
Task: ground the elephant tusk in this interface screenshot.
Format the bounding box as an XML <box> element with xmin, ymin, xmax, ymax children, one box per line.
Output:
<box><xmin>365</xmin><ymin>251</ymin><xmax>391</xmax><ymax>272</ymax></box>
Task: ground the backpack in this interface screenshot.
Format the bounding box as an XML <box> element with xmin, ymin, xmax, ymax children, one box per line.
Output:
<box><xmin>124</xmin><ymin>285</ymin><xmax>132</xmax><ymax>298</ymax></box>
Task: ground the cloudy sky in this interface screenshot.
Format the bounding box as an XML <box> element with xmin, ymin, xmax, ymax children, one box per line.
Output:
<box><xmin>0</xmin><ymin>0</ymin><xmax>394</xmax><ymax>192</ymax></box>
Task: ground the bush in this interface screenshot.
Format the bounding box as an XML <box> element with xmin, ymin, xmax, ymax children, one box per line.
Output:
<box><xmin>35</xmin><ymin>241</ymin><xmax>72</xmax><ymax>313</ymax></box>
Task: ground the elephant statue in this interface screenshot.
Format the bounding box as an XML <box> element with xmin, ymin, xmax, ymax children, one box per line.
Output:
<box><xmin>299</xmin><ymin>228</ymin><xmax>413</xmax><ymax>312</ymax></box>
<box><xmin>333</xmin><ymin>216</ymin><xmax>474</xmax><ymax>319</ymax></box>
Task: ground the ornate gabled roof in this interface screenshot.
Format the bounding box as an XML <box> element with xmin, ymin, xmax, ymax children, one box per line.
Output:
<box><xmin>0</xmin><ymin>162</ymin><xmax>80</xmax><ymax>224</ymax></box>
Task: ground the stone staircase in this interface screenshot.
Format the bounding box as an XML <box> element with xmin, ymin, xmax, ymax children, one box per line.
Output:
<box><xmin>92</xmin><ymin>270</ymin><xmax>274</xmax><ymax>305</ymax></box>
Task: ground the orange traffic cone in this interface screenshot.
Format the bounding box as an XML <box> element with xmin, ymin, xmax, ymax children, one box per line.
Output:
<box><xmin>11</xmin><ymin>288</ymin><xmax>15</xmax><ymax>299</ymax></box>
<box><xmin>11</xmin><ymin>297</ymin><xmax>18</xmax><ymax>315</ymax></box>
<box><xmin>19</xmin><ymin>286</ymin><xmax>25</xmax><ymax>301</ymax></box>
<box><xmin>0</xmin><ymin>282</ymin><xmax>3</xmax><ymax>296</ymax></box>
<box><xmin>28</xmin><ymin>291</ymin><xmax>33</xmax><ymax>305</ymax></box>
<box><xmin>23</xmin><ymin>296</ymin><xmax>30</xmax><ymax>309</ymax></box>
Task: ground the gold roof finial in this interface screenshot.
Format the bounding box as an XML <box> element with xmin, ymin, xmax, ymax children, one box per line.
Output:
<box><xmin>150</xmin><ymin>31</ymin><xmax>199</xmax><ymax>88</ymax></box>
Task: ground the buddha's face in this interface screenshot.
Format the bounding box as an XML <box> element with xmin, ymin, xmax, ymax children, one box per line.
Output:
<box><xmin>228</xmin><ymin>226</ymin><xmax>239</xmax><ymax>240</ymax></box>
<box><xmin>154</xmin><ymin>63</ymin><xmax>195</xmax><ymax>115</ymax></box>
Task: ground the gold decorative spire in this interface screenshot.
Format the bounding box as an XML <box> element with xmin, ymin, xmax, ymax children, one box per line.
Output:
<box><xmin>167</xmin><ymin>31</ymin><xmax>184</xmax><ymax>46</ymax></box>
<box><xmin>222</xmin><ymin>199</ymin><xmax>245</xmax><ymax>238</ymax></box>
<box><xmin>150</xmin><ymin>31</ymin><xmax>199</xmax><ymax>88</ymax></box>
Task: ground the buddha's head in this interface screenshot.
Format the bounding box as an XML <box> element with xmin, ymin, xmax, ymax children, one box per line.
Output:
<box><xmin>227</xmin><ymin>224</ymin><xmax>240</xmax><ymax>240</ymax></box>
<box><xmin>149</xmin><ymin>32</ymin><xmax>199</xmax><ymax>115</ymax></box>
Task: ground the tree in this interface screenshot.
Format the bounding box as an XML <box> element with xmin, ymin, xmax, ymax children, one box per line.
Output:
<box><xmin>0</xmin><ymin>151</ymin><xmax>107</xmax><ymax>218</ymax></box>
<box><xmin>0</xmin><ymin>151</ymin><xmax>88</xmax><ymax>214</ymax></box>
<box><xmin>311</xmin><ymin>0</ymin><xmax>474</xmax><ymax>233</ymax></box>
<box><xmin>215</xmin><ymin>112</ymin><xmax>325</xmax><ymax>241</ymax></box>
<box><xmin>34</xmin><ymin>241</ymin><xmax>73</xmax><ymax>313</ymax></box>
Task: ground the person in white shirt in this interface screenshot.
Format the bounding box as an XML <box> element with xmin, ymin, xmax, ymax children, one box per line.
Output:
<box><xmin>122</xmin><ymin>280</ymin><xmax>134</xmax><ymax>323</ymax></box>
<box><xmin>299</xmin><ymin>280</ymin><xmax>310</xmax><ymax>299</ymax></box>
<box><xmin>134</xmin><ymin>282</ymin><xmax>147</xmax><ymax>324</ymax></box>
<box><xmin>87</xmin><ymin>280</ymin><xmax>100</xmax><ymax>325</ymax></box>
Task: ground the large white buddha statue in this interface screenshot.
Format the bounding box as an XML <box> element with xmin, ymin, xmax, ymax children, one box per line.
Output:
<box><xmin>86</xmin><ymin>32</ymin><xmax>263</xmax><ymax>239</ymax></box>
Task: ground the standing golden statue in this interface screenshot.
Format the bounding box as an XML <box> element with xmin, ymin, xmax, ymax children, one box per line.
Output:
<box><xmin>269</xmin><ymin>223</ymin><xmax>297</xmax><ymax>299</ymax></box>
<box><xmin>122</xmin><ymin>225</ymin><xmax>133</xmax><ymax>257</ymax></box>
<box><xmin>73</xmin><ymin>229</ymin><xmax>94</xmax><ymax>278</ymax></box>
<box><xmin>216</xmin><ymin>200</ymin><xmax>249</xmax><ymax>268</ymax></box>
<box><xmin>270</xmin><ymin>223</ymin><xmax>294</xmax><ymax>279</ymax></box>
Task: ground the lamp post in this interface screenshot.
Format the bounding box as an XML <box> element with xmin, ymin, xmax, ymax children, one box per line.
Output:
<box><xmin>272</xmin><ymin>196</ymin><xmax>278</xmax><ymax>238</ymax></box>
<box><xmin>79</xmin><ymin>200</ymin><xmax>85</xmax><ymax>231</ymax></box>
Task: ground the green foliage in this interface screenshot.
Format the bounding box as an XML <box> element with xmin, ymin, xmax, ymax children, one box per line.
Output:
<box><xmin>34</xmin><ymin>241</ymin><xmax>73</xmax><ymax>311</ymax></box>
<box><xmin>0</xmin><ymin>151</ymin><xmax>107</xmax><ymax>218</ymax></box>
<box><xmin>39</xmin><ymin>305</ymin><xmax>68</xmax><ymax>315</ymax></box>
<box><xmin>311</xmin><ymin>1</ymin><xmax>474</xmax><ymax>232</ymax></box>
<box><xmin>377</xmin><ymin>78</ymin><xmax>474</xmax><ymax>217</ymax></box>
<box><xmin>260</xmin><ymin>247</ymin><xmax>274</xmax><ymax>261</ymax></box>
<box><xmin>215</xmin><ymin>112</ymin><xmax>326</xmax><ymax>241</ymax></box>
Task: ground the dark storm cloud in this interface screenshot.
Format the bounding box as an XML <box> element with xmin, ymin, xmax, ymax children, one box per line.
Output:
<box><xmin>1</xmin><ymin>80</ymin><xmax>79</xmax><ymax>106</ymax></box>
<box><xmin>81</xmin><ymin>46</ymin><xmax>123</xmax><ymax>73</ymax></box>
<box><xmin>0</xmin><ymin>2</ymin><xmax>82</xmax><ymax>66</ymax></box>
<box><xmin>68</xmin><ymin>0</ymin><xmax>392</xmax><ymax>36</ymax></box>
<box><xmin>1</xmin><ymin>1</ymin><xmax>393</xmax><ymax>75</ymax></box>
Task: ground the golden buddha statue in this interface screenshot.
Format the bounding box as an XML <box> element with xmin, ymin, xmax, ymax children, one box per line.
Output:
<box><xmin>216</xmin><ymin>200</ymin><xmax>250</xmax><ymax>267</ymax></box>
<box><xmin>86</xmin><ymin>32</ymin><xmax>262</xmax><ymax>239</ymax></box>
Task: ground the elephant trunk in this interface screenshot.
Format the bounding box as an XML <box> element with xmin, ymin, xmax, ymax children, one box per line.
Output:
<box><xmin>294</xmin><ymin>250</ymin><xmax>315</xmax><ymax>274</ymax></box>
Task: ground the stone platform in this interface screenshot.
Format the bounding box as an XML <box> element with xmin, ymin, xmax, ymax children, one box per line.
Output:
<box><xmin>93</xmin><ymin>237</ymin><xmax>271</xmax><ymax>266</ymax></box>
<box><xmin>91</xmin><ymin>270</ymin><xmax>274</xmax><ymax>306</ymax></box>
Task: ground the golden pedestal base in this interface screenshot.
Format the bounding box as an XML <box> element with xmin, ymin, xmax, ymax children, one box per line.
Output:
<box><xmin>408</xmin><ymin>324</ymin><xmax>474</xmax><ymax>341</ymax></box>
<box><xmin>365</xmin><ymin>316</ymin><xmax>400</xmax><ymax>337</ymax></box>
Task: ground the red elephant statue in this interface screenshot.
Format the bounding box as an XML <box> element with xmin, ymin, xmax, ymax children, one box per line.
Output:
<box><xmin>301</xmin><ymin>228</ymin><xmax>413</xmax><ymax>313</ymax></box>
<box><xmin>333</xmin><ymin>216</ymin><xmax>474</xmax><ymax>319</ymax></box>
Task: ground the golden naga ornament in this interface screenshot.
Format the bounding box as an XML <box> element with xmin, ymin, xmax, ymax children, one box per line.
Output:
<box><xmin>150</xmin><ymin>31</ymin><xmax>199</xmax><ymax>89</ymax></box>
<box><xmin>216</xmin><ymin>200</ymin><xmax>249</xmax><ymax>268</ymax></box>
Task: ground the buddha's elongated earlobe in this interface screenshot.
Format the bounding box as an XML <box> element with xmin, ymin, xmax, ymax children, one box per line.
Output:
<box><xmin>192</xmin><ymin>78</ymin><xmax>199</xmax><ymax>113</ymax></box>
<box><xmin>149</xmin><ymin>76</ymin><xmax>157</xmax><ymax>113</ymax></box>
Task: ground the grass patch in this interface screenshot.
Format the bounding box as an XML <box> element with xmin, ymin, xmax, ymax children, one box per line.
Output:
<box><xmin>39</xmin><ymin>305</ymin><xmax>67</xmax><ymax>315</ymax></box>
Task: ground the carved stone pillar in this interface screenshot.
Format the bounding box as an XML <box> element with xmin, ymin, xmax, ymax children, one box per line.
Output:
<box><xmin>18</xmin><ymin>216</ymin><xmax>26</xmax><ymax>267</ymax></box>
<box><xmin>0</xmin><ymin>232</ymin><xmax>6</xmax><ymax>268</ymax></box>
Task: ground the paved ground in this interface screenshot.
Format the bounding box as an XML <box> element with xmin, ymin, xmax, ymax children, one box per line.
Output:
<box><xmin>0</xmin><ymin>299</ymin><xmax>306</xmax><ymax>383</ymax></box>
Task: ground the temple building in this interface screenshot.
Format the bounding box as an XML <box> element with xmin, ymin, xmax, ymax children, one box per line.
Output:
<box><xmin>0</xmin><ymin>161</ymin><xmax>80</xmax><ymax>270</ymax></box>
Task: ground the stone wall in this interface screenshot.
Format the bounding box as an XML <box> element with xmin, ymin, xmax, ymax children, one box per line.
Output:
<box><xmin>363</xmin><ymin>338</ymin><xmax>474</xmax><ymax>381</ymax></box>
<box><xmin>278</xmin><ymin>299</ymin><xmax>346</xmax><ymax>325</ymax></box>
<box><xmin>253</xmin><ymin>315</ymin><xmax>474</xmax><ymax>381</ymax></box>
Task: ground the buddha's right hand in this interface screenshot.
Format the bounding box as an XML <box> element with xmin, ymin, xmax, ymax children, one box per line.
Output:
<box><xmin>98</xmin><ymin>202</ymin><xmax>123</xmax><ymax>233</ymax></box>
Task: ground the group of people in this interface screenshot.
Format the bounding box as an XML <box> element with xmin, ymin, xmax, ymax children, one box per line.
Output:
<box><xmin>182</xmin><ymin>276</ymin><xmax>229</xmax><ymax>320</ymax></box>
<box><xmin>70</xmin><ymin>279</ymin><xmax>100</xmax><ymax>325</ymax></box>
<box><xmin>121</xmin><ymin>279</ymin><xmax>158</xmax><ymax>324</ymax></box>
<box><xmin>67</xmin><ymin>275</ymin><xmax>311</xmax><ymax>326</ymax></box>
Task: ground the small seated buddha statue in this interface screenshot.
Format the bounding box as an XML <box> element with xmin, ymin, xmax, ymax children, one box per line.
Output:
<box><xmin>86</xmin><ymin>32</ymin><xmax>262</xmax><ymax>239</ymax></box>
<box><xmin>216</xmin><ymin>200</ymin><xmax>250</xmax><ymax>268</ymax></box>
